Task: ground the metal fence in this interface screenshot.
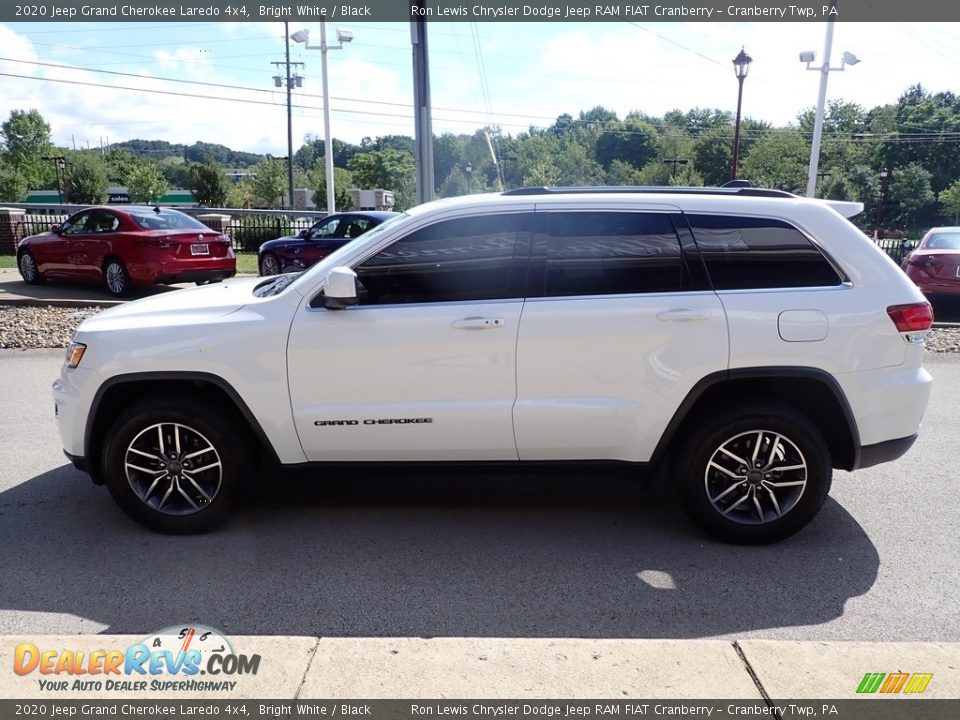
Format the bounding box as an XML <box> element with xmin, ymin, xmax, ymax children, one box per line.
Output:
<box><xmin>15</xmin><ymin>213</ymin><xmax>69</xmax><ymax>240</ymax></box>
<box><xmin>873</xmin><ymin>237</ymin><xmax>914</xmax><ymax>266</ymax></box>
<box><xmin>218</xmin><ymin>214</ymin><xmax>319</xmax><ymax>252</ymax></box>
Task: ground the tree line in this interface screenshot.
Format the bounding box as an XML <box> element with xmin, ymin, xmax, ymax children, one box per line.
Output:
<box><xmin>2</xmin><ymin>83</ymin><xmax>959</xmax><ymax>229</ymax></box>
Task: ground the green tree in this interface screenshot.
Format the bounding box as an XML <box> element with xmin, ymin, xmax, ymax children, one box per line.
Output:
<box><xmin>348</xmin><ymin>149</ymin><xmax>416</xmax><ymax>210</ymax></box>
<box><xmin>127</xmin><ymin>161</ymin><xmax>169</xmax><ymax>204</ymax></box>
<box><xmin>888</xmin><ymin>162</ymin><xmax>936</xmax><ymax>228</ymax></box>
<box><xmin>692</xmin><ymin>127</ymin><xmax>734</xmax><ymax>187</ymax></box>
<box><xmin>63</xmin><ymin>153</ymin><xmax>108</xmax><ymax>204</ymax></box>
<box><xmin>250</xmin><ymin>157</ymin><xmax>287</xmax><ymax>209</ymax></box>
<box><xmin>308</xmin><ymin>163</ymin><xmax>353</xmax><ymax>211</ymax></box>
<box><xmin>522</xmin><ymin>160</ymin><xmax>561</xmax><ymax>187</ymax></box>
<box><xmin>594</xmin><ymin>117</ymin><xmax>659</xmax><ymax>170</ymax></box>
<box><xmin>0</xmin><ymin>155</ymin><xmax>28</xmax><ymax>201</ymax></box>
<box><xmin>939</xmin><ymin>178</ymin><xmax>960</xmax><ymax>224</ymax></box>
<box><xmin>1</xmin><ymin>109</ymin><xmax>55</xmax><ymax>191</ymax></box>
<box><xmin>160</xmin><ymin>157</ymin><xmax>192</xmax><ymax>188</ymax></box>
<box><xmin>189</xmin><ymin>158</ymin><xmax>229</xmax><ymax>207</ymax></box>
<box><xmin>740</xmin><ymin>130</ymin><xmax>809</xmax><ymax>193</ymax></box>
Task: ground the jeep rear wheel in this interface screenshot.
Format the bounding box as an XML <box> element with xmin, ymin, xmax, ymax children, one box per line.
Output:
<box><xmin>101</xmin><ymin>395</ymin><xmax>253</xmax><ymax>533</ymax></box>
<box><xmin>678</xmin><ymin>404</ymin><xmax>831</xmax><ymax>544</ymax></box>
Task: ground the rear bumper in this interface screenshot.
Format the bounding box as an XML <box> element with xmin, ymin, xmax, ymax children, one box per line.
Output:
<box><xmin>852</xmin><ymin>434</ymin><xmax>917</xmax><ymax>470</ymax></box>
<box><xmin>154</xmin><ymin>269</ymin><xmax>237</xmax><ymax>285</ymax></box>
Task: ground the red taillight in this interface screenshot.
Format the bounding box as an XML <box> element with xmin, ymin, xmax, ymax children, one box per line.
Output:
<box><xmin>887</xmin><ymin>302</ymin><xmax>934</xmax><ymax>332</ymax></box>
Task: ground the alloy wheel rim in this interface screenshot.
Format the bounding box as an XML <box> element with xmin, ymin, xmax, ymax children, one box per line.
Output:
<box><xmin>124</xmin><ymin>422</ymin><xmax>223</xmax><ymax>516</ymax></box>
<box><xmin>20</xmin><ymin>254</ymin><xmax>36</xmax><ymax>281</ymax></box>
<box><xmin>704</xmin><ymin>429</ymin><xmax>807</xmax><ymax>525</ymax></box>
<box><xmin>106</xmin><ymin>263</ymin><xmax>125</xmax><ymax>294</ymax></box>
<box><xmin>262</xmin><ymin>255</ymin><xmax>279</xmax><ymax>275</ymax></box>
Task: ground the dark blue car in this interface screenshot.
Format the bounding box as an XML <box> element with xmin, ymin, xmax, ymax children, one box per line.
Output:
<box><xmin>258</xmin><ymin>211</ymin><xmax>400</xmax><ymax>276</ymax></box>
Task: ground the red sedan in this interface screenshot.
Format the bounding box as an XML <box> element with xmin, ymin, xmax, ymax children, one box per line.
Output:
<box><xmin>901</xmin><ymin>226</ymin><xmax>960</xmax><ymax>298</ymax></box>
<box><xmin>17</xmin><ymin>206</ymin><xmax>236</xmax><ymax>297</ymax></box>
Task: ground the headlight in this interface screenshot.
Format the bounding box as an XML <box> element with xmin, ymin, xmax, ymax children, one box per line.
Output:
<box><xmin>65</xmin><ymin>341</ymin><xmax>86</xmax><ymax>369</ymax></box>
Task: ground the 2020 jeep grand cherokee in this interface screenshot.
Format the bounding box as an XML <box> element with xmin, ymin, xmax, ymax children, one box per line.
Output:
<box><xmin>53</xmin><ymin>187</ymin><xmax>933</xmax><ymax>543</ymax></box>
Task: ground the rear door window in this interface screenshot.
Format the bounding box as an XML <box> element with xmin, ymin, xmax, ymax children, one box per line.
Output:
<box><xmin>526</xmin><ymin>211</ymin><xmax>685</xmax><ymax>297</ymax></box>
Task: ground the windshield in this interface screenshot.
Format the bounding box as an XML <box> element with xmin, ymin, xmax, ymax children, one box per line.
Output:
<box><xmin>129</xmin><ymin>208</ymin><xmax>210</xmax><ymax>231</ymax></box>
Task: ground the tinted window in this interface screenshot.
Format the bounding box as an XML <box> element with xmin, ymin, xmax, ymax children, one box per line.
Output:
<box><xmin>687</xmin><ymin>215</ymin><xmax>843</xmax><ymax>290</ymax></box>
<box><xmin>529</xmin><ymin>212</ymin><xmax>683</xmax><ymax>297</ymax></box>
<box><xmin>354</xmin><ymin>214</ymin><xmax>525</xmax><ymax>305</ymax></box>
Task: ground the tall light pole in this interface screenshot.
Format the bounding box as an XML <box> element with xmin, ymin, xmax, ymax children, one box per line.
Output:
<box><xmin>730</xmin><ymin>47</ymin><xmax>752</xmax><ymax>182</ymax></box>
<box><xmin>800</xmin><ymin>17</ymin><xmax>860</xmax><ymax>197</ymax></box>
<box><xmin>291</xmin><ymin>25</ymin><xmax>353</xmax><ymax>214</ymax></box>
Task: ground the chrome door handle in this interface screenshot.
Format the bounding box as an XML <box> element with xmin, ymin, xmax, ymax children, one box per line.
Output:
<box><xmin>453</xmin><ymin>317</ymin><xmax>505</xmax><ymax>330</ymax></box>
<box><xmin>656</xmin><ymin>309</ymin><xmax>712</xmax><ymax>322</ymax></box>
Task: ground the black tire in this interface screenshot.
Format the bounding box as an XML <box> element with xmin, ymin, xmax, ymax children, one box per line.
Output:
<box><xmin>18</xmin><ymin>250</ymin><xmax>45</xmax><ymax>285</ymax></box>
<box><xmin>101</xmin><ymin>394</ymin><xmax>255</xmax><ymax>534</ymax></box>
<box><xmin>259</xmin><ymin>252</ymin><xmax>281</xmax><ymax>276</ymax></box>
<box><xmin>677</xmin><ymin>403</ymin><xmax>832</xmax><ymax>544</ymax></box>
<box><xmin>103</xmin><ymin>257</ymin><xmax>130</xmax><ymax>297</ymax></box>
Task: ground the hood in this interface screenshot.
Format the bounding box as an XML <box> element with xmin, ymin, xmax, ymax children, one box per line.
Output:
<box><xmin>260</xmin><ymin>235</ymin><xmax>301</xmax><ymax>249</ymax></box>
<box><xmin>77</xmin><ymin>276</ymin><xmax>266</xmax><ymax>333</ymax></box>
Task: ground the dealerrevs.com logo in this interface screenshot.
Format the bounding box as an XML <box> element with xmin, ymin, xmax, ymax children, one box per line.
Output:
<box><xmin>13</xmin><ymin>626</ymin><xmax>260</xmax><ymax>693</ymax></box>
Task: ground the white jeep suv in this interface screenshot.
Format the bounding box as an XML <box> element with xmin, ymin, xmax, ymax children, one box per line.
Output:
<box><xmin>53</xmin><ymin>186</ymin><xmax>933</xmax><ymax>543</ymax></box>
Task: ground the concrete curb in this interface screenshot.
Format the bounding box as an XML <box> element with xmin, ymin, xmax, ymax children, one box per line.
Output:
<box><xmin>1</xmin><ymin>637</ymin><xmax>957</xmax><ymax>700</ymax></box>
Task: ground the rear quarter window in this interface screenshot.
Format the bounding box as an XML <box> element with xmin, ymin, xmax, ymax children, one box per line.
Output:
<box><xmin>686</xmin><ymin>214</ymin><xmax>844</xmax><ymax>290</ymax></box>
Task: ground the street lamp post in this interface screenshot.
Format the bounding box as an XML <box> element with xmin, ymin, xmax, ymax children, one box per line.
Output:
<box><xmin>291</xmin><ymin>25</ymin><xmax>353</xmax><ymax>214</ymax></box>
<box><xmin>730</xmin><ymin>48</ymin><xmax>752</xmax><ymax>182</ymax></box>
<box><xmin>800</xmin><ymin>18</ymin><xmax>860</xmax><ymax>197</ymax></box>
<box><xmin>464</xmin><ymin>162</ymin><xmax>472</xmax><ymax>194</ymax></box>
<box><xmin>43</xmin><ymin>155</ymin><xmax>67</xmax><ymax>204</ymax></box>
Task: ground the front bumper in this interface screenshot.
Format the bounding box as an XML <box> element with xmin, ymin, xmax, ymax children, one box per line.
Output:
<box><xmin>53</xmin><ymin>366</ymin><xmax>102</xmax><ymax>479</ymax></box>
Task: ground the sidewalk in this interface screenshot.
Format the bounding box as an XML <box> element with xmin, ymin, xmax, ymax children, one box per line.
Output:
<box><xmin>1</xmin><ymin>636</ymin><xmax>957</xmax><ymax>699</ymax></box>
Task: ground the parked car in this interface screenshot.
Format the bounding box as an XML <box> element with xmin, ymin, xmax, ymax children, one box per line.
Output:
<box><xmin>901</xmin><ymin>226</ymin><xmax>960</xmax><ymax>297</ymax></box>
<box><xmin>54</xmin><ymin>186</ymin><xmax>932</xmax><ymax>543</ymax></box>
<box><xmin>258</xmin><ymin>211</ymin><xmax>400</xmax><ymax>276</ymax></box>
<box><xmin>17</xmin><ymin>206</ymin><xmax>236</xmax><ymax>297</ymax></box>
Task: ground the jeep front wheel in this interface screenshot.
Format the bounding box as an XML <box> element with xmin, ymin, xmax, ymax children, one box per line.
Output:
<box><xmin>101</xmin><ymin>395</ymin><xmax>253</xmax><ymax>533</ymax></box>
<box><xmin>678</xmin><ymin>404</ymin><xmax>832</xmax><ymax>544</ymax></box>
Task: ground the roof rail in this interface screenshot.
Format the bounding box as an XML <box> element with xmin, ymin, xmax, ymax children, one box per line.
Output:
<box><xmin>501</xmin><ymin>185</ymin><xmax>796</xmax><ymax>199</ymax></box>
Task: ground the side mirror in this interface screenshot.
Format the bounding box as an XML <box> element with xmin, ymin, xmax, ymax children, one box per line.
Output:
<box><xmin>298</xmin><ymin>228</ymin><xmax>310</xmax><ymax>239</ymax></box>
<box><xmin>901</xmin><ymin>241</ymin><xmax>915</xmax><ymax>253</ymax></box>
<box><xmin>323</xmin><ymin>266</ymin><xmax>359</xmax><ymax>309</ymax></box>
<box><xmin>50</xmin><ymin>224</ymin><xmax>62</xmax><ymax>234</ymax></box>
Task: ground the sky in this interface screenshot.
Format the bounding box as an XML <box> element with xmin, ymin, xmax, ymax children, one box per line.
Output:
<box><xmin>1</xmin><ymin>20</ymin><xmax>959</xmax><ymax>157</ymax></box>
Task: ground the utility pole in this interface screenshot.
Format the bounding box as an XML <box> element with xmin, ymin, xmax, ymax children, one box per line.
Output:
<box><xmin>661</xmin><ymin>157</ymin><xmax>689</xmax><ymax>182</ymax></box>
<box><xmin>410</xmin><ymin>7</ymin><xmax>434</xmax><ymax>204</ymax></box>
<box><xmin>273</xmin><ymin>23</ymin><xmax>303</xmax><ymax>209</ymax></box>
